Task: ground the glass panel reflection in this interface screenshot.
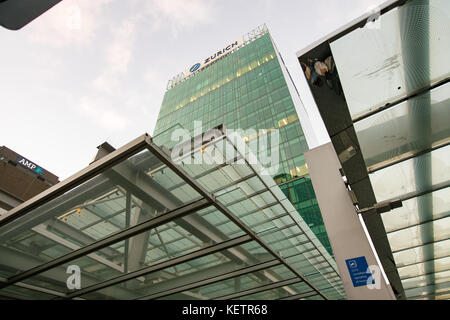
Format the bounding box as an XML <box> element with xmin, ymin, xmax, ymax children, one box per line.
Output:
<box><xmin>80</xmin><ymin>241</ymin><xmax>272</xmax><ymax>300</ymax></box>
<box><xmin>330</xmin><ymin>0</ymin><xmax>450</xmax><ymax>119</ymax></box>
<box><xmin>355</xmin><ymin>83</ymin><xmax>450</xmax><ymax>168</ymax></box>
<box><xmin>369</xmin><ymin>145</ymin><xmax>449</xmax><ymax>202</ymax></box>
<box><xmin>0</xmin><ymin>149</ymin><xmax>202</xmax><ymax>278</ymax></box>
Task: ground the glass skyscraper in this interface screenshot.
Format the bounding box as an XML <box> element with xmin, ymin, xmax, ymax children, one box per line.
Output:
<box><xmin>153</xmin><ymin>25</ymin><xmax>332</xmax><ymax>255</ymax></box>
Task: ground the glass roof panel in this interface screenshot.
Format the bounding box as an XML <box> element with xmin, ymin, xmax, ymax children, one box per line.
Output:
<box><xmin>235</xmin><ymin>281</ymin><xmax>310</xmax><ymax>300</ymax></box>
<box><xmin>300</xmin><ymin>0</ymin><xmax>449</xmax><ymax>300</ymax></box>
<box><xmin>355</xmin><ymin>83</ymin><xmax>450</xmax><ymax>169</ymax></box>
<box><xmin>393</xmin><ymin>239</ymin><xmax>450</xmax><ymax>268</ymax></box>
<box><xmin>0</xmin><ymin>131</ymin><xmax>345</xmax><ymax>299</ymax></box>
<box><xmin>404</xmin><ymin>281</ymin><xmax>450</xmax><ymax>299</ymax></box>
<box><xmin>17</xmin><ymin>207</ymin><xmax>251</xmax><ymax>295</ymax></box>
<box><xmin>330</xmin><ymin>0</ymin><xmax>450</xmax><ymax>119</ymax></box>
<box><xmin>153</xmin><ymin>135</ymin><xmax>345</xmax><ymax>299</ymax></box>
<box><xmin>388</xmin><ymin>217</ymin><xmax>450</xmax><ymax>253</ymax></box>
<box><xmin>0</xmin><ymin>149</ymin><xmax>203</xmax><ymax>277</ymax></box>
<box><xmin>369</xmin><ymin>145</ymin><xmax>449</xmax><ymax>203</ymax></box>
<box><xmin>381</xmin><ymin>187</ymin><xmax>449</xmax><ymax>233</ymax></box>
<box><xmin>167</xmin><ymin>265</ymin><xmax>297</xmax><ymax>300</ymax></box>
<box><xmin>398</xmin><ymin>256</ymin><xmax>450</xmax><ymax>281</ymax></box>
<box><xmin>0</xmin><ymin>284</ymin><xmax>57</xmax><ymax>300</ymax></box>
<box><xmin>402</xmin><ymin>270</ymin><xmax>450</xmax><ymax>290</ymax></box>
<box><xmin>80</xmin><ymin>241</ymin><xmax>272</xmax><ymax>300</ymax></box>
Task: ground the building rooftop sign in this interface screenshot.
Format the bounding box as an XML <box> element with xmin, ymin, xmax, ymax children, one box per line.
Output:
<box><xmin>16</xmin><ymin>156</ymin><xmax>44</xmax><ymax>175</ymax></box>
<box><xmin>166</xmin><ymin>24</ymin><xmax>268</xmax><ymax>90</ymax></box>
<box><xmin>0</xmin><ymin>146</ymin><xmax>58</xmax><ymax>184</ymax></box>
<box><xmin>184</xmin><ymin>37</ymin><xmax>244</xmax><ymax>80</ymax></box>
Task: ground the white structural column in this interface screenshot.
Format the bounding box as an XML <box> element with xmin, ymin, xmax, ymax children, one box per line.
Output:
<box><xmin>304</xmin><ymin>143</ymin><xmax>396</xmax><ymax>300</ymax></box>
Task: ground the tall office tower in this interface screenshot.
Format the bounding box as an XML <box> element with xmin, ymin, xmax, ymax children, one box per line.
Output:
<box><xmin>153</xmin><ymin>25</ymin><xmax>333</xmax><ymax>255</ymax></box>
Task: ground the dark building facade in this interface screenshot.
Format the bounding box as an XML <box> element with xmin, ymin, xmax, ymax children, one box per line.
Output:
<box><xmin>0</xmin><ymin>146</ymin><xmax>59</xmax><ymax>212</ymax></box>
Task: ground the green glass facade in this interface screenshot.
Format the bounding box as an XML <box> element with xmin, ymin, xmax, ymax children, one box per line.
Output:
<box><xmin>154</xmin><ymin>30</ymin><xmax>332</xmax><ymax>255</ymax></box>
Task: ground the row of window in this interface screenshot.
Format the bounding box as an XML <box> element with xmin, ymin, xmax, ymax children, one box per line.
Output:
<box><xmin>155</xmin><ymin>77</ymin><xmax>292</xmax><ymax>134</ymax></box>
<box><xmin>160</xmin><ymin>34</ymin><xmax>279</xmax><ymax>116</ymax></box>
<box><xmin>158</xmin><ymin>59</ymin><xmax>283</xmax><ymax>118</ymax></box>
<box><xmin>165</xmin><ymin>54</ymin><xmax>280</xmax><ymax>117</ymax></box>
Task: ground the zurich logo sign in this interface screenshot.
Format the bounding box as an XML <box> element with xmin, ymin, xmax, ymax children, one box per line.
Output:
<box><xmin>189</xmin><ymin>63</ymin><xmax>201</xmax><ymax>73</ymax></box>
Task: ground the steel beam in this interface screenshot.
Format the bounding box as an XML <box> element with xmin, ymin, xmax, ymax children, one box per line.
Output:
<box><xmin>215</xmin><ymin>277</ymin><xmax>301</xmax><ymax>300</ymax></box>
<box><xmin>145</xmin><ymin>137</ymin><xmax>328</xmax><ymax>299</ymax></box>
<box><xmin>279</xmin><ymin>291</ymin><xmax>317</xmax><ymax>300</ymax></box>
<box><xmin>0</xmin><ymin>246</ymin><xmax>133</xmax><ymax>299</ymax></box>
<box><xmin>0</xmin><ymin>134</ymin><xmax>149</xmax><ymax>228</ymax></box>
<box><xmin>65</xmin><ymin>234</ymin><xmax>253</xmax><ymax>299</ymax></box>
<box><xmin>0</xmin><ymin>198</ymin><xmax>211</xmax><ymax>288</ymax></box>
<box><xmin>137</xmin><ymin>259</ymin><xmax>281</xmax><ymax>300</ymax></box>
<box><xmin>224</xmin><ymin>136</ymin><xmax>336</xmax><ymax>298</ymax></box>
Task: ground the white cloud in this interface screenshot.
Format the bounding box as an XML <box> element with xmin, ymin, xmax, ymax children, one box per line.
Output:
<box><xmin>27</xmin><ymin>0</ymin><xmax>112</xmax><ymax>48</ymax></box>
<box><xmin>93</xmin><ymin>18</ymin><xmax>137</xmax><ymax>92</ymax></box>
<box><xmin>145</xmin><ymin>0</ymin><xmax>216</xmax><ymax>36</ymax></box>
<box><xmin>78</xmin><ymin>96</ymin><xmax>131</xmax><ymax>131</ymax></box>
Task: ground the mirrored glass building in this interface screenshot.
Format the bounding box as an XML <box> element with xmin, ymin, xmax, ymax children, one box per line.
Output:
<box><xmin>154</xmin><ymin>25</ymin><xmax>333</xmax><ymax>256</ymax></box>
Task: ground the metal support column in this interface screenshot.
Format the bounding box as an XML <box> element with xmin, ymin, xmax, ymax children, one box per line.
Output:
<box><xmin>304</xmin><ymin>143</ymin><xmax>396</xmax><ymax>299</ymax></box>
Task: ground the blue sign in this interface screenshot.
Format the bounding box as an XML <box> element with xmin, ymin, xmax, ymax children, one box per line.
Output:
<box><xmin>189</xmin><ymin>63</ymin><xmax>201</xmax><ymax>73</ymax></box>
<box><xmin>345</xmin><ymin>256</ymin><xmax>374</xmax><ymax>287</ymax></box>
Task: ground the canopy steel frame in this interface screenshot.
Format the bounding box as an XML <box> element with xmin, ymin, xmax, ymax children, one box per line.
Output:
<box><xmin>137</xmin><ymin>259</ymin><xmax>282</xmax><ymax>300</ymax></box>
<box><xmin>0</xmin><ymin>198</ymin><xmax>211</xmax><ymax>288</ymax></box>
<box><xmin>214</xmin><ymin>277</ymin><xmax>302</xmax><ymax>300</ymax></box>
<box><xmin>0</xmin><ymin>132</ymin><xmax>340</xmax><ymax>300</ymax></box>
<box><xmin>63</xmin><ymin>234</ymin><xmax>252</xmax><ymax>299</ymax></box>
<box><xmin>145</xmin><ymin>135</ymin><xmax>330</xmax><ymax>299</ymax></box>
<box><xmin>0</xmin><ymin>134</ymin><xmax>150</xmax><ymax>229</ymax></box>
<box><xmin>223</xmin><ymin>135</ymin><xmax>342</xmax><ymax>289</ymax></box>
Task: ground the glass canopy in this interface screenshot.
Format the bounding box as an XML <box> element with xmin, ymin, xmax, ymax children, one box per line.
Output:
<box><xmin>298</xmin><ymin>0</ymin><xmax>449</xmax><ymax>300</ymax></box>
<box><xmin>330</xmin><ymin>0</ymin><xmax>449</xmax><ymax>120</ymax></box>
<box><xmin>0</xmin><ymin>131</ymin><xmax>345</xmax><ymax>300</ymax></box>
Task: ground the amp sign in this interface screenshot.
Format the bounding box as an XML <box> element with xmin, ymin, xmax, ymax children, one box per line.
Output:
<box><xmin>16</xmin><ymin>156</ymin><xmax>44</xmax><ymax>175</ymax></box>
<box><xmin>184</xmin><ymin>36</ymin><xmax>244</xmax><ymax>78</ymax></box>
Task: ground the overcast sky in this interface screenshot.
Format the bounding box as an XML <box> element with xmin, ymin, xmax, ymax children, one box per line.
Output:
<box><xmin>0</xmin><ymin>0</ymin><xmax>386</xmax><ymax>180</ymax></box>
